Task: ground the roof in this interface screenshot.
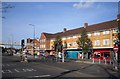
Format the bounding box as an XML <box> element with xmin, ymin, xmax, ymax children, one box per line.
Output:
<box><xmin>43</xmin><ymin>19</ymin><xmax>118</xmax><ymax>39</ymax></box>
<box><xmin>27</xmin><ymin>38</ymin><xmax>39</xmax><ymax>43</ymax></box>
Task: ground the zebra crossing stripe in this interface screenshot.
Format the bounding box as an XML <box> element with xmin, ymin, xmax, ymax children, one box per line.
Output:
<box><xmin>14</xmin><ymin>69</ymin><xmax>20</xmax><ymax>72</ymax></box>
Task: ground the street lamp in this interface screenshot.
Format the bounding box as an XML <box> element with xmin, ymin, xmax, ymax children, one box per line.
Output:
<box><xmin>29</xmin><ymin>24</ymin><xmax>35</xmax><ymax>56</ymax></box>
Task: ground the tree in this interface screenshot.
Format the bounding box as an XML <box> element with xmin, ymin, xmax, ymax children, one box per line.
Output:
<box><xmin>76</xmin><ymin>28</ymin><xmax>93</xmax><ymax>59</ymax></box>
<box><xmin>53</xmin><ymin>35</ymin><xmax>63</xmax><ymax>53</ymax></box>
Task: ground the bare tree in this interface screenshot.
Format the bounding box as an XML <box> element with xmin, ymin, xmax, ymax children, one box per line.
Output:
<box><xmin>0</xmin><ymin>2</ymin><xmax>15</xmax><ymax>19</ymax></box>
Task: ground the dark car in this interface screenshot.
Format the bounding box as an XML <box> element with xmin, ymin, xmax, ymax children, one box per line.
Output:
<box><xmin>45</xmin><ymin>55</ymin><xmax>56</xmax><ymax>62</ymax></box>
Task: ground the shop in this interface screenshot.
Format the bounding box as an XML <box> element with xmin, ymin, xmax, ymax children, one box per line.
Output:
<box><xmin>66</xmin><ymin>49</ymin><xmax>92</xmax><ymax>59</ymax></box>
<box><xmin>93</xmin><ymin>48</ymin><xmax>112</xmax><ymax>61</ymax></box>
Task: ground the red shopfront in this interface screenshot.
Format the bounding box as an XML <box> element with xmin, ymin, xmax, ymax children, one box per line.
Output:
<box><xmin>93</xmin><ymin>49</ymin><xmax>111</xmax><ymax>61</ymax></box>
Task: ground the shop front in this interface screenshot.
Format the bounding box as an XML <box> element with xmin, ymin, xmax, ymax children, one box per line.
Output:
<box><xmin>67</xmin><ymin>49</ymin><xmax>82</xmax><ymax>59</ymax></box>
<box><xmin>93</xmin><ymin>49</ymin><xmax>112</xmax><ymax>61</ymax></box>
<box><xmin>66</xmin><ymin>49</ymin><xmax>92</xmax><ymax>59</ymax></box>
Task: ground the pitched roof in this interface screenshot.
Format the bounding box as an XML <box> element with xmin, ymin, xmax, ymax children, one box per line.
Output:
<box><xmin>43</xmin><ymin>19</ymin><xmax>118</xmax><ymax>39</ymax></box>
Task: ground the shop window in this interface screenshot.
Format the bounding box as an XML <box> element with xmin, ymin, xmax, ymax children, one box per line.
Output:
<box><xmin>104</xmin><ymin>52</ymin><xmax>110</xmax><ymax>58</ymax></box>
<box><xmin>113</xmin><ymin>28</ymin><xmax>118</xmax><ymax>33</ymax></box>
<box><xmin>94</xmin><ymin>52</ymin><xmax>100</xmax><ymax>58</ymax></box>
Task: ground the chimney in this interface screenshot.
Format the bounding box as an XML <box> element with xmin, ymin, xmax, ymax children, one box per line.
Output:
<box><xmin>27</xmin><ymin>38</ymin><xmax>30</xmax><ymax>43</ymax></box>
<box><xmin>63</xmin><ymin>28</ymin><xmax>67</xmax><ymax>32</ymax></box>
<box><xmin>84</xmin><ymin>23</ymin><xmax>88</xmax><ymax>28</ymax></box>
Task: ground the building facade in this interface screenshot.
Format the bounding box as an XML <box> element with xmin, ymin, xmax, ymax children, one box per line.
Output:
<box><xmin>26</xmin><ymin>38</ymin><xmax>40</xmax><ymax>55</ymax></box>
<box><xmin>39</xmin><ymin>19</ymin><xmax>118</xmax><ymax>60</ymax></box>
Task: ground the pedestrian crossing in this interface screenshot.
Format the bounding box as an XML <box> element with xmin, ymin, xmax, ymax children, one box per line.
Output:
<box><xmin>2</xmin><ymin>63</ymin><xmax>51</xmax><ymax>78</ymax></box>
<box><xmin>2</xmin><ymin>63</ymin><xmax>17</xmax><ymax>67</ymax></box>
<box><xmin>2</xmin><ymin>68</ymin><xmax>37</xmax><ymax>73</ymax></box>
<box><xmin>2</xmin><ymin>63</ymin><xmax>37</xmax><ymax>74</ymax></box>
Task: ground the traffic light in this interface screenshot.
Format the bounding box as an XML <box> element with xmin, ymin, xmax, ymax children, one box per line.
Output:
<box><xmin>21</xmin><ymin>39</ymin><xmax>25</xmax><ymax>48</ymax></box>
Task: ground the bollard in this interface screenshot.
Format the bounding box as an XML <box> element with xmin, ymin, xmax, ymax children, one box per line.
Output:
<box><xmin>110</xmin><ymin>60</ymin><xmax>111</xmax><ymax>65</ymax></box>
<box><xmin>93</xmin><ymin>58</ymin><xmax>94</xmax><ymax>63</ymax></box>
<box><xmin>105</xmin><ymin>58</ymin><xmax>107</xmax><ymax>65</ymax></box>
<box><xmin>99</xmin><ymin>58</ymin><xmax>101</xmax><ymax>64</ymax></box>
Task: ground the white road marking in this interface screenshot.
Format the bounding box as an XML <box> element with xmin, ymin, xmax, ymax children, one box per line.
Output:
<box><xmin>30</xmin><ymin>75</ymin><xmax>51</xmax><ymax>78</ymax></box>
<box><xmin>3</xmin><ymin>64</ymin><xmax>17</xmax><ymax>67</ymax></box>
<box><xmin>14</xmin><ymin>69</ymin><xmax>20</xmax><ymax>72</ymax></box>
<box><xmin>22</xmin><ymin>68</ymin><xmax>36</xmax><ymax>72</ymax></box>
<box><xmin>2</xmin><ymin>68</ymin><xmax>37</xmax><ymax>73</ymax></box>
<box><xmin>2</xmin><ymin>70</ymin><xmax>5</xmax><ymax>73</ymax></box>
<box><xmin>3</xmin><ymin>70</ymin><xmax>12</xmax><ymax>73</ymax></box>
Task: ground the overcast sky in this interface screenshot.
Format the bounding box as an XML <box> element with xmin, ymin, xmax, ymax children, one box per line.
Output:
<box><xmin>2</xmin><ymin>2</ymin><xmax>119</xmax><ymax>44</ymax></box>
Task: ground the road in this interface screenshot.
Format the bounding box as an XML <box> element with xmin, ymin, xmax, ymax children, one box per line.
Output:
<box><xmin>1</xmin><ymin>53</ymin><xmax>120</xmax><ymax>79</ymax></box>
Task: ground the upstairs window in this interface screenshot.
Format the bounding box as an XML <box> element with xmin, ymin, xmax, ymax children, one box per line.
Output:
<box><xmin>67</xmin><ymin>43</ymin><xmax>72</xmax><ymax>47</ymax></box>
<box><xmin>62</xmin><ymin>38</ymin><xmax>66</xmax><ymax>40</ymax></box>
<box><xmin>94</xmin><ymin>32</ymin><xmax>100</xmax><ymax>36</ymax></box>
<box><xmin>73</xmin><ymin>36</ymin><xmax>77</xmax><ymax>38</ymax></box>
<box><xmin>113</xmin><ymin>28</ymin><xmax>118</xmax><ymax>33</ymax></box>
<box><xmin>73</xmin><ymin>42</ymin><xmax>77</xmax><ymax>46</ymax></box>
<box><xmin>87</xmin><ymin>33</ymin><xmax>91</xmax><ymax>36</ymax></box>
<box><xmin>103</xmin><ymin>39</ymin><xmax>109</xmax><ymax>45</ymax></box>
<box><xmin>103</xmin><ymin>30</ymin><xmax>109</xmax><ymax>35</ymax></box>
<box><xmin>94</xmin><ymin>40</ymin><xmax>100</xmax><ymax>46</ymax></box>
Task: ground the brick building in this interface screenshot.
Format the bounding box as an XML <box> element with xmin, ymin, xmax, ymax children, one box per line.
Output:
<box><xmin>39</xmin><ymin>18</ymin><xmax>118</xmax><ymax>60</ymax></box>
<box><xmin>26</xmin><ymin>38</ymin><xmax>40</xmax><ymax>55</ymax></box>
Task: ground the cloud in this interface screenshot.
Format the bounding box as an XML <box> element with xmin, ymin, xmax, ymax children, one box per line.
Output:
<box><xmin>73</xmin><ymin>0</ymin><xmax>94</xmax><ymax>9</ymax></box>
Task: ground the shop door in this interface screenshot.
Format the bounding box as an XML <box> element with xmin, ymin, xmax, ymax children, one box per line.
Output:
<box><xmin>100</xmin><ymin>52</ymin><xmax>104</xmax><ymax>60</ymax></box>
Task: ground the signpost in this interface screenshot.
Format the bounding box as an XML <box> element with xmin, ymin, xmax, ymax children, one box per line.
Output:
<box><xmin>113</xmin><ymin>46</ymin><xmax>118</xmax><ymax>70</ymax></box>
<box><xmin>113</xmin><ymin>46</ymin><xmax>118</xmax><ymax>60</ymax></box>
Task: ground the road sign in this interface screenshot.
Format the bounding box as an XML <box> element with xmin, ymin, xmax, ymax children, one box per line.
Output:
<box><xmin>113</xmin><ymin>46</ymin><xmax>118</xmax><ymax>53</ymax></box>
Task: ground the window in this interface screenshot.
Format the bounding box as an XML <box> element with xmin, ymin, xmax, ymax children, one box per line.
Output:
<box><xmin>87</xmin><ymin>33</ymin><xmax>91</xmax><ymax>36</ymax></box>
<box><xmin>43</xmin><ymin>45</ymin><xmax>45</xmax><ymax>48</ymax></box>
<box><xmin>104</xmin><ymin>52</ymin><xmax>110</xmax><ymax>58</ymax></box>
<box><xmin>94</xmin><ymin>52</ymin><xmax>100</xmax><ymax>58</ymax></box>
<box><xmin>73</xmin><ymin>36</ymin><xmax>77</xmax><ymax>38</ymax></box>
<box><xmin>43</xmin><ymin>39</ymin><xmax>45</xmax><ymax>42</ymax></box>
<box><xmin>73</xmin><ymin>42</ymin><xmax>76</xmax><ymax>46</ymax></box>
<box><xmin>103</xmin><ymin>39</ymin><xmax>109</xmax><ymax>45</ymax></box>
<box><xmin>67</xmin><ymin>37</ymin><xmax>70</xmax><ymax>39</ymax></box>
<box><xmin>94</xmin><ymin>32</ymin><xmax>100</xmax><ymax>36</ymax></box>
<box><xmin>103</xmin><ymin>30</ymin><xmax>109</xmax><ymax>34</ymax></box>
<box><xmin>94</xmin><ymin>40</ymin><xmax>100</xmax><ymax>46</ymax></box>
<box><xmin>113</xmin><ymin>28</ymin><xmax>118</xmax><ymax>33</ymax></box>
<box><xmin>67</xmin><ymin>43</ymin><xmax>72</xmax><ymax>47</ymax></box>
<box><xmin>50</xmin><ymin>40</ymin><xmax>54</xmax><ymax>42</ymax></box>
<box><xmin>62</xmin><ymin>38</ymin><xmax>66</xmax><ymax>40</ymax></box>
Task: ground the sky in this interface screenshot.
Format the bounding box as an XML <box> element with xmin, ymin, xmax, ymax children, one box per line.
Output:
<box><xmin>2</xmin><ymin>1</ymin><xmax>119</xmax><ymax>45</ymax></box>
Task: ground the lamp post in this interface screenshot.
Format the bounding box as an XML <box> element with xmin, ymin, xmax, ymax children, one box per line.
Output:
<box><xmin>29</xmin><ymin>24</ymin><xmax>35</xmax><ymax>56</ymax></box>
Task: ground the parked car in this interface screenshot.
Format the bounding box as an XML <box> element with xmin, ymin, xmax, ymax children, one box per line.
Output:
<box><xmin>45</xmin><ymin>55</ymin><xmax>56</xmax><ymax>62</ymax></box>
